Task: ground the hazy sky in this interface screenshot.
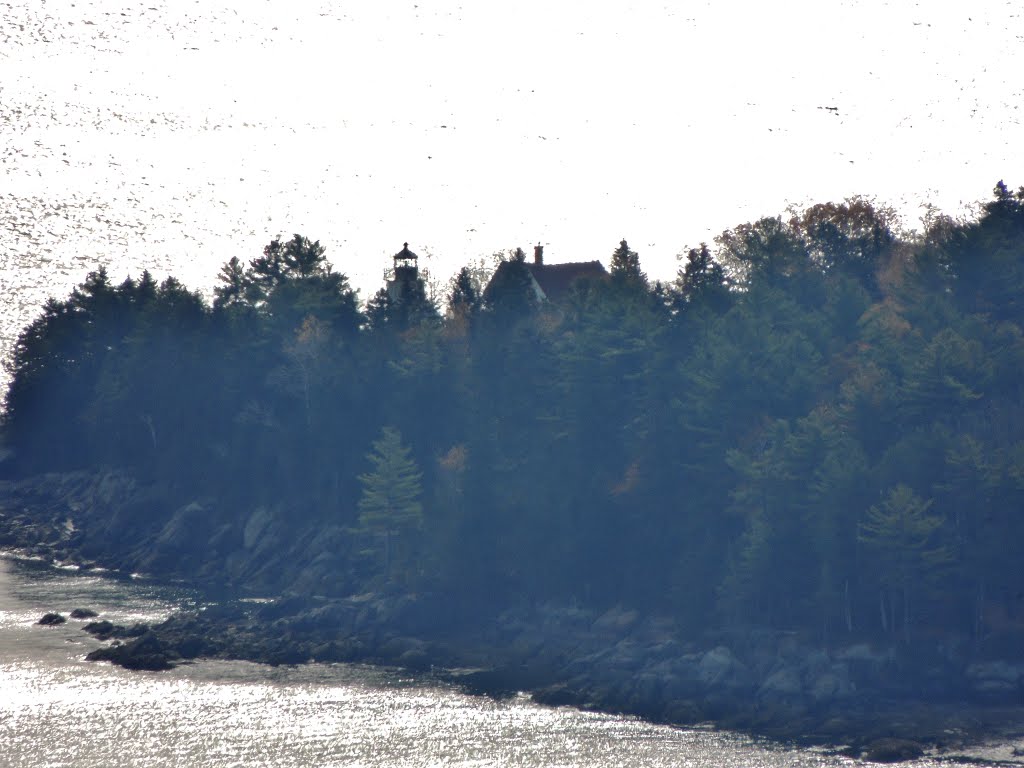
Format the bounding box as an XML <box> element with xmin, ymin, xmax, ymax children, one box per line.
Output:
<box><xmin>202</xmin><ymin>0</ymin><xmax>1022</xmax><ymax>287</ymax></box>
<box><xmin>2</xmin><ymin>0</ymin><xmax>1023</xmax><ymax>308</ymax></box>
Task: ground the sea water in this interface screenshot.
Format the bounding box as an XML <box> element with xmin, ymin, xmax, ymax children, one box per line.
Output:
<box><xmin>0</xmin><ymin>554</ymin><xmax>1016</xmax><ymax>767</ymax></box>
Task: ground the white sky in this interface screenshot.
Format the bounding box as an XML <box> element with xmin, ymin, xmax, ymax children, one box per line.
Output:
<box><xmin>1</xmin><ymin>0</ymin><xmax>1023</xmax><ymax>316</ymax></box>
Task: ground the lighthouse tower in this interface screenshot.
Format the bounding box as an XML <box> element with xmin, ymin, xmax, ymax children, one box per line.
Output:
<box><xmin>386</xmin><ymin>242</ymin><xmax>419</xmax><ymax>302</ymax></box>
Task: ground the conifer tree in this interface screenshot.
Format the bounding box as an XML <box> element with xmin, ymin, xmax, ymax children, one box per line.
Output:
<box><xmin>610</xmin><ymin>239</ymin><xmax>645</xmax><ymax>285</ymax></box>
<box><xmin>357</xmin><ymin>426</ymin><xmax>424</xmax><ymax>576</ymax></box>
<box><xmin>859</xmin><ymin>485</ymin><xmax>952</xmax><ymax>642</ymax></box>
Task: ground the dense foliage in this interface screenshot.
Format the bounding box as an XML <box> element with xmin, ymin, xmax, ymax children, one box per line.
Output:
<box><xmin>4</xmin><ymin>186</ymin><xmax>1024</xmax><ymax>652</ymax></box>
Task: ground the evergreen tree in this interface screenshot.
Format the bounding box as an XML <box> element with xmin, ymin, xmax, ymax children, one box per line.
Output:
<box><xmin>610</xmin><ymin>239</ymin><xmax>646</xmax><ymax>286</ymax></box>
<box><xmin>481</xmin><ymin>251</ymin><xmax>537</xmax><ymax>323</ymax></box>
<box><xmin>447</xmin><ymin>266</ymin><xmax>482</xmax><ymax>320</ymax></box>
<box><xmin>213</xmin><ymin>256</ymin><xmax>247</xmax><ymax>310</ymax></box>
<box><xmin>858</xmin><ymin>485</ymin><xmax>953</xmax><ymax>642</ymax></box>
<box><xmin>357</xmin><ymin>426</ymin><xmax>425</xmax><ymax>578</ymax></box>
<box><xmin>677</xmin><ymin>243</ymin><xmax>732</xmax><ymax>314</ymax></box>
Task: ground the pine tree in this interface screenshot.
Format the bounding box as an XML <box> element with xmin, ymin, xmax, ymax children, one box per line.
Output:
<box><xmin>678</xmin><ymin>243</ymin><xmax>732</xmax><ymax>313</ymax></box>
<box><xmin>447</xmin><ymin>267</ymin><xmax>482</xmax><ymax>319</ymax></box>
<box><xmin>610</xmin><ymin>239</ymin><xmax>645</xmax><ymax>285</ymax></box>
<box><xmin>357</xmin><ymin>426</ymin><xmax>424</xmax><ymax>577</ymax></box>
<box><xmin>858</xmin><ymin>485</ymin><xmax>952</xmax><ymax>642</ymax></box>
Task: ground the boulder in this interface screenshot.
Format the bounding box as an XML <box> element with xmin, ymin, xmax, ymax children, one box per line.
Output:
<box><xmin>70</xmin><ymin>608</ymin><xmax>98</xmax><ymax>619</ymax></box>
<box><xmin>83</xmin><ymin>620</ymin><xmax>116</xmax><ymax>638</ymax></box>
<box><xmin>758</xmin><ymin>665</ymin><xmax>803</xmax><ymax>701</ymax></box>
<box><xmin>808</xmin><ymin>666</ymin><xmax>853</xmax><ymax>703</ymax></box>
<box><xmin>966</xmin><ymin>660</ymin><xmax>1024</xmax><ymax>701</ymax></box>
<box><xmin>37</xmin><ymin>612</ymin><xmax>66</xmax><ymax>626</ymax></box>
<box><xmin>139</xmin><ymin>501</ymin><xmax>215</xmax><ymax>572</ymax></box>
<box><xmin>862</xmin><ymin>737</ymin><xmax>924</xmax><ymax>763</ymax></box>
<box><xmin>698</xmin><ymin>645</ymin><xmax>752</xmax><ymax>690</ymax></box>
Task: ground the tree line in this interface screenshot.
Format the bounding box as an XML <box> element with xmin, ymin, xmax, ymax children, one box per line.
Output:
<box><xmin>4</xmin><ymin>182</ymin><xmax>1024</xmax><ymax>652</ymax></box>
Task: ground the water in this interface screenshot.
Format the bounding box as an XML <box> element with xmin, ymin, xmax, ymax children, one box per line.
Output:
<box><xmin>0</xmin><ymin>553</ymin><xmax>1017</xmax><ymax>767</ymax></box>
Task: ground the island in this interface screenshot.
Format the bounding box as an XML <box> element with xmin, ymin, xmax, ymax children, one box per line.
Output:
<box><xmin>4</xmin><ymin>184</ymin><xmax>1024</xmax><ymax>762</ymax></box>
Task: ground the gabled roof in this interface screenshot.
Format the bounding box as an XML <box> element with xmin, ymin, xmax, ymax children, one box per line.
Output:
<box><xmin>525</xmin><ymin>261</ymin><xmax>608</xmax><ymax>303</ymax></box>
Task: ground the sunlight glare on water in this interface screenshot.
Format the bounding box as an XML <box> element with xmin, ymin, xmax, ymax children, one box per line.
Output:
<box><xmin>0</xmin><ymin>555</ymin><xmax>985</xmax><ymax>768</ymax></box>
<box><xmin>0</xmin><ymin>659</ymin><xmax>853</xmax><ymax>768</ymax></box>
<box><xmin>0</xmin><ymin>561</ymin><xmax>958</xmax><ymax>768</ymax></box>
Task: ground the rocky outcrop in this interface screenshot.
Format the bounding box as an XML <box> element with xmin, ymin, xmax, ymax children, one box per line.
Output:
<box><xmin>86</xmin><ymin>632</ymin><xmax>174</xmax><ymax>671</ymax></box>
<box><xmin>83</xmin><ymin>620</ymin><xmax>150</xmax><ymax>641</ymax></box>
<box><xmin>0</xmin><ymin>472</ymin><xmax>352</xmax><ymax>598</ymax></box>
<box><xmin>37</xmin><ymin>612</ymin><xmax>66</xmax><ymax>625</ymax></box>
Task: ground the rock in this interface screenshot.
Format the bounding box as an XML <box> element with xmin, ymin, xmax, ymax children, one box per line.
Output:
<box><xmin>378</xmin><ymin>636</ymin><xmax>427</xmax><ymax>663</ymax></box>
<box><xmin>288</xmin><ymin>601</ymin><xmax>358</xmax><ymax>635</ymax></box>
<box><xmin>70</xmin><ymin>608</ymin><xmax>98</xmax><ymax>619</ymax></box>
<box><xmin>243</xmin><ymin>506</ymin><xmax>275</xmax><ymax>550</ymax></box>
<box><xmin>83</xmin><ymin>620</ymin><xmax>116</xmax><ymax>638</ymax></box>
<box><xmin>265</xmin><ymin>645</ymin><xmax>310</xmax><ymax>666</ymax></box>
<box><xmin>862</xmin><ymin>737</ymin><xmax>924</xmax><ymax>763</ymax></box>
<box><xmin>398</xmin><ymin>648</ymin><xmax>431</xmax><ymax>671</ymax></box>
<box><xmin>599</xmin><ymin>639</ymin><xmax>649</xmax><ymax>672</ymax></box>
<box><xmin>661</xmin><ymin>699</ymin><xmax>704</xmax><ymax>725</ymax></box>
<box><xmin>117</xmin><ymin>622</ymin><xmax>151</xmax><ymax>638</ymax></box>
<box><xmin>592</xmin><ymin>605</ymin><xmax>640</xmax><ymax>638</ymax></box>
<box><xmin>808</xmin><ymin>667</ymin><xmax>852</xmax><ymax>703</ymax></box>
<box><xmin>532</xmin><ymin>682</ymin><xmax>584</xmax><ymax>708</ymax></box>
<box><xmin>81</xmin><ymin>620</ymin><xmax>149</xmax><ymax>640</ymax></box>
<box><xmin>37</xmin><ymin>612</ymin><xmax>66</xmax><ymax>626</ymax></box>
<box><xmin>138</xmin><ymin>501</ymin><xmax>215</xmax><ymax>573</ymax></box>
<box><xmin>698</xmin><ymin>645</ymin><xmax>752</xmax><ymax>690</ymax></box>
<box><xmin>457</xmin><ymin>664</ymin><xmax>556</xmax><ymax>698</ymax></box>
<box><xmin>623</xmin><ymin>671</ymin><xmax>667</xmax><ymax>718</ymax></box>
<box><xmin>87</xmin><ymin>632</ymin><xmax>174</xmax><ymax>671</ymax></box>
<box><xmin>966</xmin><ymin>660</ymin><xmax>1024</xmax><ymax>701</ymax></box>
<box><xmin>174</xmin><ymin>635</ymin><xmax>211</xmax><ymax>660</ymax></box>
<box><xmin>758</xmin><ymin>665</ymin><xmax>803</xmax><ymax>701</ymax></box>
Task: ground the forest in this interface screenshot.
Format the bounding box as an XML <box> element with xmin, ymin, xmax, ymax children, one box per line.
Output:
<box><xmin>3</xmin><ymin>182</ymin><xmax>1024</xmax><ymax>654</ymax></box>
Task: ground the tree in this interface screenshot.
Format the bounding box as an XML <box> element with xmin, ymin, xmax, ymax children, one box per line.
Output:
<box><xmin>610</xmin><ymin>239</ymin><xmax>646</xmax><ymax>286</ymax></box>
<box><xmin>282</xmin><ymin>315</ymin><xmax>331</xmax><ymax>429</ymax></box>
<box><xmin>213</xmin><ymin>256</ymin><xmax>247</xmax><ymax>311</ymax></box>
<box><xmin>790</xmin><ymin>198</ymin><xmax>898</xmax><ymax>293</ymax></box>
<box><xmin>715</xmin><ymin>216</ymin><xmax>812</xmax><ymax>288</ymax></box>
<box><xmin>447</xmin><ymin>266</ymin><xmax>482</xmax><ymax>321</ymax></box>
<box><xmin>357</xmin><ymin>426</ymin><xmax>425</xmax><ymax>578</ymax></box>
<box><xmin>858</xmin><ymin>484</ymin><xmax>953</xmax><ymax>642</ymax></box>
<box><xmin>676</xmin><ymin>243</ymin><xmax>732</xmax><ymax>314</ymax></box>
<box><xmin>364</xmin><ymin>287</ymin><xmax>395</xmax><ymax>333</ymax></box>
<box><xmin>481</xmin><ymin>250</ymin><xmax>537</xmax><ymax>323</ymax></box>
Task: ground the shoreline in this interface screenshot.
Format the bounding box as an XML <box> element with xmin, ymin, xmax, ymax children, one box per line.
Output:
<box><xmin>5</xmin><ymin>475</ymin><xmax>1024</xmax><ymax>763</ymax></box>
<box><xmin>27</xmin><ymin>566</ymin><xmax>1024</xmax><ymax>764</ymax></box>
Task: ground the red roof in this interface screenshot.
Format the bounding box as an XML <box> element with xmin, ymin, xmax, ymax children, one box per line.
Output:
<box><xmin>526</xmin><ymin>261</ymin><xmax>608</xmax><ymax>302</ymax></box>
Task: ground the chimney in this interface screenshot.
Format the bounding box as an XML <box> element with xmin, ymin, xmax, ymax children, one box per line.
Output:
<box><xmin>534</xmin><ymin>243</ymin><xmax>544</xmax><ymax>265</ymax></box>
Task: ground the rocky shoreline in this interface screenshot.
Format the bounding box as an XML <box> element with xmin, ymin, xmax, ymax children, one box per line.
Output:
<box><xmin>5</xmin><ymin>471</ymin><xmax>1024</xmax><ymax>763</ymax></box>
<box><xmin>29</xmin><ymin>584</ymin><xmax>1024</xmax><ymax>764</ymax></box>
